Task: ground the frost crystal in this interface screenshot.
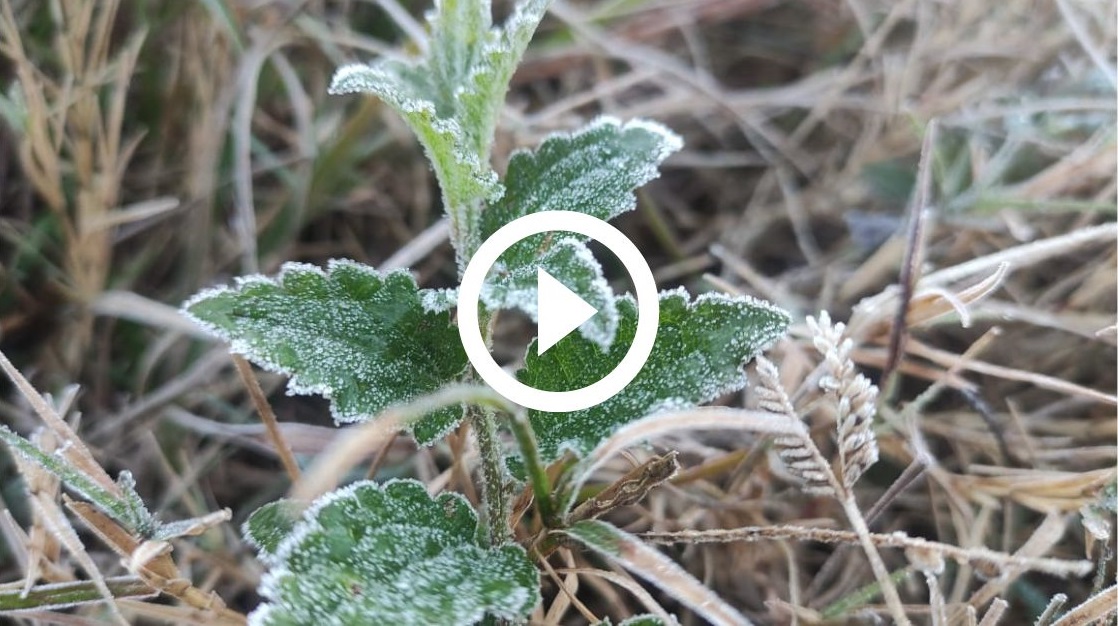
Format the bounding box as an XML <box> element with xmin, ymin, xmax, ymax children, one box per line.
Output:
<box><xmin>518</xmin><ymin>289</ymin><xmax>790</xmax><ymax>462</ymax></box>
<box><xmin>182</xmin><ymin>260</ymin><xmax>469</xmax><ymax>444</ymax></box>
<box><xmin>247</xmin><ymin>480</ymin><xmax>539</xmax><ymax>626</ymax></box>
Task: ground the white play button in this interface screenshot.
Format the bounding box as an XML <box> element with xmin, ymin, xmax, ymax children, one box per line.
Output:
<box><xmin>536</xmin><ymin>267</ymin><xmax>598</xmax><ymax>355</ymax></box>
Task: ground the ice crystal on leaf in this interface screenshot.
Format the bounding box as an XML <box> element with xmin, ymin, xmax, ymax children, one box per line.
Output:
<box><xmin>244</xmin><ymin>499</ymin><xmax>303</xmax><ymax>561</ymax></box>
<box><xmin>518</xmin><ymin>289</ymin><xmax>790</xmax><ymax>462</ymax></box>
<box><xmin>329</xmin><ymin>0</ymin><xmax>549</xmax><ymax>261</ymax></box>
<box><xmin>182</xmin><ymin>260</ymin><xmax>468</xmax><ymax>444</ymax></box>
<box><xmin>247</xmin><ymin>480</ymin><xmax>539</xmax><ymax>626</ymax></box>
<box><xmin>479</xmin><ymin>118</ymin><xmax>682</xmax><ymax>350</ymax></box>
<box><xmin>0</xmin><ymin>425</ymin><xmax>157</xmax><ymax>536</ymax></box>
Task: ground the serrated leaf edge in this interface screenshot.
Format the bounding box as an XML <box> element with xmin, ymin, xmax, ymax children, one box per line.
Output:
<box><xmin>250</xmin><ymin>478</ymin><xmax>540</xmax><ymax>625</ymax></box>
<box><xmin>181</xmin><ymin>259</ymin><xmax>465</xmax><ymax>428</ymax></box>
<box><xmin>538</xmin><ymin>287</ymin><xmax>792</xmax><ymax>463</ymax></box>
<box><xmin>483</xmin><ymin>235</ymin><xmax>620</xmax><ymax>350</ymax></box>
<box><xmin>507</xmin><ymin>116</ymin><xmax>683</xmax><ymax>173</ymax></box>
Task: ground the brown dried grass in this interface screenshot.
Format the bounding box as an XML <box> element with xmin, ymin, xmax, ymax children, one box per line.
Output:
<box><xmin>0</xmin><ymin>0</ymin><xmax>1114</xmax><ymax>624</ymax></box>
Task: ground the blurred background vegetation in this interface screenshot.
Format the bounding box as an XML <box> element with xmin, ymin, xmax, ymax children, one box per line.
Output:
<box><xmin>0</xmin><ymin>0</ymin><xmax>1114</xmax><ymax>623</ymax></box>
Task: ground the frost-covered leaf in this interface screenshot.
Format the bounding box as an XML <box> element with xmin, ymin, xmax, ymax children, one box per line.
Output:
<box><xmin>330</xmin><ymin>62</ymin><xmax>498</xmax><ymax>251</ymax></box>
<box><xmin>150</xmin><ymin>509</ymin><xmax>231</xmax><ymax>541</ymax></box>
<box><xmin>519</xmin><ymin>289</ymin><xmax>790</xmax><ymax>462</ymax></box>
<box><xmin>481</xmin><ymin>235</ymin><xmax>618</xmax><ymax>349</ymax></box>
<box><xmin>455</xmin><ymin>0</ymin><xmax>549</xmax><ymax>159</ymax></box>
<box><xmin>329</xmin><ymin>0</ymin><xmax>549</xmax><ymax>258</ymax></box>
<box><xmin>0</xmin><ymin>425</ymin><xmax>156</xmax><ymax>535</ymax></box>
<box><xmin>420</xmin><ymin>287</ymin><xmax>459</xmax><ymax>313</ymax></box>
<box><xmin>563</xmin><ymin>520</ymin><xmax>752</xmax><ymax>626</ymax></box>
<box><xmin>183</xmin><ymin>260</ymin><xmax>469</xmax><ymax>445</ymax></box>
<box><xmin>479</xmin><ymin>118</ymin><xmax>682</xmax><ymax>349</ymax></box>
<box><xmin>482</xmin><ymin>118</ymin><xmax>682</xmax><ymax>232</ymax></box>
<box><xmin>244</xmin><ymin>500</ymin><xmax>303</xmax><ymax>560</ymax></box>
<box><xmin>249</xmin><ymin>480</ymin><xmax>539</xmax><ymax>626</ymax></box>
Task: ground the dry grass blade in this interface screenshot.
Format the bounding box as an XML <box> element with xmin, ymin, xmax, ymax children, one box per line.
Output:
<box><xmin>0</xmin><ymin>350</ymin><xmax>119</xmax><ymax>498</ymax></box>
<box><xmin>560</xmin><ymin>406</ymin><xmax>806</xmax><ymax>514</ymax></box>
<box><xmin>25</xmin><ymin>494</ymin><xmax>127</xmax><ymax>625</ymax></box>
<box><xmin>639</xmin><ymin>525</ymin><xmax>1093</xmax><ymax>578</ymax></box>
<box><xmin>17</xmin><ymin>430</ymin><xmax>62</xmax><ymax>595</ymax></box>
<box><xmin>562</xmin><ymin>519</ymin><xmax>754</xmax><ymax>626</ymax></box>
<box><xmin>951</xmin><ymin>467</ymin><xmax>1113</xmax><ymax>513</ymax></box>
<box><xmin>883</xmin><ymin>119</ymin><xmax>937</xmax><ymax>385</ymax></box>
<box><xmin>905</xmin><ymin>339</ymin><xmax>1118</xmax><ymax>406</ymax></box>
<box><xmin>1037</xmin><ymin>594</ymin><xmax>1069</xmax><ymax>626</ymax></box>
<box><xmin>557</xmin><ymin>567</ymin><xmax>675</xmax><ymax>624</ymax></box>
<box><xmin>91</xmin><ymin>290</ymin><xmax>213</xmax><ymax>338</ymax></box>
<box><xmin>1050</xmin><ymin>584</ymin><xmax>1118</xmax><ymax>626</ymax></box>
<box><xmin>231</xmin><ymin>355</ymin><xmax>301</xmax><ymax>483</ymax></box>
<box><xmin>568</xmin><ymin>452</ymin><xmax>679</xmax><ymax>523</ymax></box>
<box><xmin>0</xmin><ymin>578</ymin><xmax>155</xmax><ymax>614</ymax></box>
<box><xmin>976</xmin><ymin>598</ymin><xmax>1009</xmax><ymax>626</ymax></box>
<box><xmin>905</xmin><ymin>263</ymin><xmax>1010</xmax><ymax>329</ymax></box>
<box><xmin>537</xmin><ymin>548</ymin><xmax>599</xmax><ymax>624</ymax></box>
<box><xmin>0</xmin><ymin>0</ymin><xmax>147</xmax><ymax>368</ymax></box>
<box><xmin>921</xmin><ymin>222</ymin><xmax>1117</xmax><ymax>288</ymax></box>
<box><xmin>64</xmin><ymin>499</ymin><xmax>245</xmax><ymax>625</ymax></box>
<box><xmin>968</xmin><ymin>513</ymin><xmax>1072</xmax><ymax>607</ymax></box>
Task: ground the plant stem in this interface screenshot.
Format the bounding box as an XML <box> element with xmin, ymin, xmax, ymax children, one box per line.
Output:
<box><xmin>0</xmin><ymin>576</ymin><xmax>152</xmax><ymax>612</ymax></box>
<box><xmin>461</xmin><ymin>302</ymin><xmax>514</xmax><ymax>547</ymax></box>
<box><xmin>507</xmin><ymin>410</ymin><xmax>555</xmax><ymax>526</ymax></box>
<box><xmin>471</xmin><ymin>405</ymin><xmax>510</xmax><ymax>545</ymax></box>
<box><xmin>840</xmin><ymin>494</ymin><xmax>912</xmax><ymax>626</ymax></box>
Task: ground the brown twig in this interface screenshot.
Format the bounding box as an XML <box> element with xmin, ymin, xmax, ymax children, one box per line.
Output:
<box><xmin>231</xmin><ymin>355</ymin><xmax>301</xmax><ymax>483</ymax></box>
<box><xmin>882</xmin><ymin>119</ymin><xmax>938</xmax><ymax>389</ymax></box>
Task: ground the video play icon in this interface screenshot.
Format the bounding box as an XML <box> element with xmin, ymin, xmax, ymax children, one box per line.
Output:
<box><xmin>536</xmin><ymin>268</ymin><xmax>598</xmax><ymax>355</ymax></box>
<box><xmin>458</xmin><ymin>211</ymin><xmax>659</xmax><ymax>412</ymax></box>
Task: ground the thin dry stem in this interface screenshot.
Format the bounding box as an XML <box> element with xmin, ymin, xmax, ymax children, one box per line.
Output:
<box><xmin>1050</xmin><ymin>585</ymin><xmax>1118</xmax><ymax>626</ymax></box>
<box><xmin>231</xmin><ymin>355</ymin><xmax>301</xmax><ymax>483</ymax></box>
<box><xmin>976</xmin><ymin>598</ymin><xmax>1009</xmax><ymax>626</ymax></box>
<box><xmin>641</xmin><ymin>525</ymin><xmax>1093</xmax><ymax>578</ymax></box>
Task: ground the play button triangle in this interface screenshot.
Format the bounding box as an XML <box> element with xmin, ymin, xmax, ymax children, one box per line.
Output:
<box><xmin>536</xmin><ymin>268</ymin><xmax>598</xmax><ymax>355</ymax></box>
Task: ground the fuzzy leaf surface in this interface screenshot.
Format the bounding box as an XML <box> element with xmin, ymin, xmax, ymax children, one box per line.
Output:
<box><xmin>479</xmin><ymin>118</ymin><xmax>682</xmax><ymax>349</ymax></box>
<box><xmin>244</xmin><ymin>500</ymin><xmax>303</xmax><ymax>559</ymax></box>
<box><xmin>329</xmin><ymin>1</ymin><xmax>549</xmax><ymax>258</ymax></box>
<box><xmin>329</xmin><ymin>62</ymin><xmax>498</xmax><ymax>248</ymax></box>
<box><xmin>248</xmin><ymin>480</ymin><xmax>539</xmax><ymax>626</ymax></box>
<box><xmin>443</xmin><ymin>0</ymin><xmax>549</xmax><ymax>159</ymax></box>
<box><xmin>518</xmin><ymin>289</ymin><xmax>790</xmax><ymax>462</ymax></box>
<box><xmin>183</xmin><ymin>260</ymin><xmax>468</xmax><ymax>444</ymax></box>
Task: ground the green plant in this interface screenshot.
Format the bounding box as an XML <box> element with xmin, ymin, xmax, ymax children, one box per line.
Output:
<box><xmin>178</xmin><ymin>1</ymin><xmax>790</xmax><ymax>623</ymax></box>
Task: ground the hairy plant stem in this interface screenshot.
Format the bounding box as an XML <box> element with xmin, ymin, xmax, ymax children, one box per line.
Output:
<box><xmin>507</xmin><ymin>410</ymin><xmax>556</xmax><ymax>526</ymax></box>
<box><xmin>467</xmin><ymin>308</ymin><xmax>512</xmax><ymax>546</ymax></box>
<box><xmin>471</xmin><ymin>404</ymin><xmax>511</xmax><ymax>545</ymax></box>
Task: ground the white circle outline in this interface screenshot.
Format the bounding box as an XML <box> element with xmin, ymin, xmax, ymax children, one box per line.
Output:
<box><xmin>458</xmin><ymin>211</ymin><xmax>658</xmax><ymax>412</ymax></box>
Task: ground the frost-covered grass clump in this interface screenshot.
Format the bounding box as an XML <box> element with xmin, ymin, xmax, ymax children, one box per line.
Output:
<box><xmin>179</xmin><ymin>1</ymin><xmax>790</xmax><ymax>624</ymax></box>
